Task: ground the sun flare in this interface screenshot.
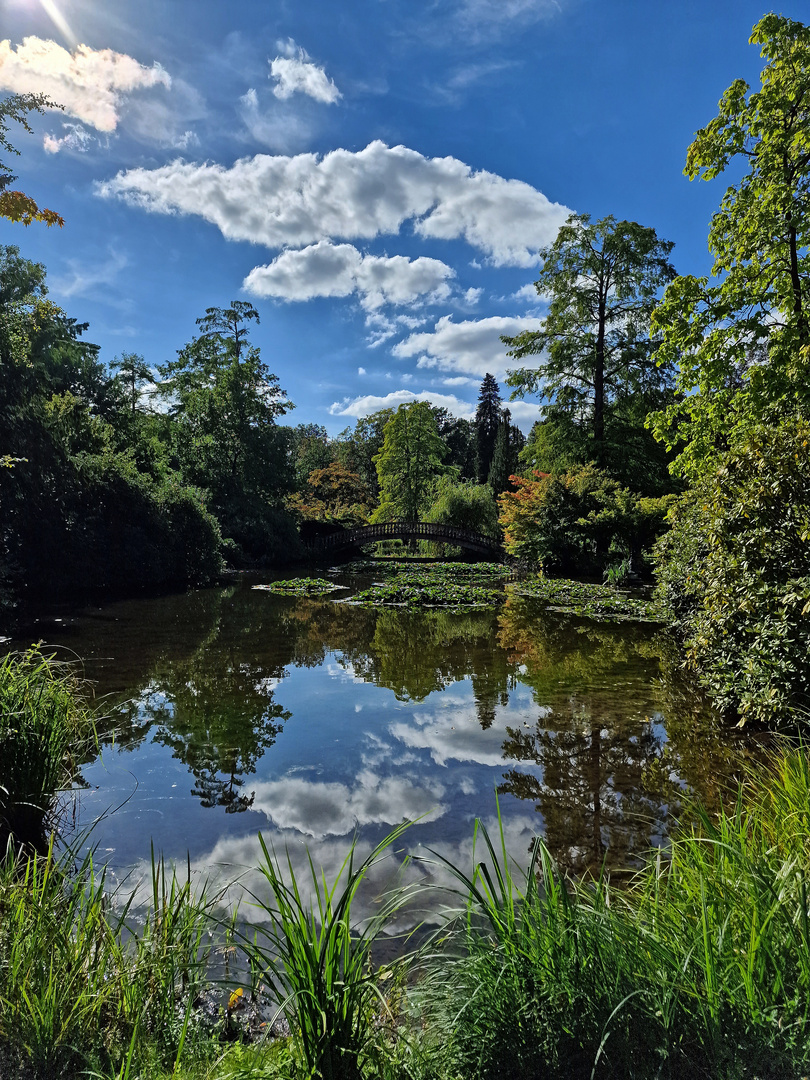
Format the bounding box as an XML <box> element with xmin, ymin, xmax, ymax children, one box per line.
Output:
<box><xmin>37</xmin><ymin>0</ymin><xmax>76</xmax><ymax>47</ymax></box>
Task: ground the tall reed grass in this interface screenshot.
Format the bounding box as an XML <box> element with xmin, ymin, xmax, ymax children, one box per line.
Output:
<box><xmin>0</xmin><ymin>839</ymin><xmax>217</xmax><ymax>1077</ymax></box>
<box><xmin>415</xmin><ymin>756</ymin><xmax>810</xmax><ymax>1080</ymax></box>
<box><xmin>0</xmin><ymin>647</ymin><xmax>96</xmax><ymax>851</ymax></box>
<box><xmin>241</xmin><ymin>823</ymin><xmax>416</xmax><ymax>1080</ymax></box>
<box><xmin>3</xmin><ymin>650</ymin><xmax>810</xmax><ymax>1080</ymax></box>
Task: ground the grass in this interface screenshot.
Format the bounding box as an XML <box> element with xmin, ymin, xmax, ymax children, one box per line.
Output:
<box><xmin>0</xmin><ymin>647</ymin><xmax>97</xmax><ymax>852</ymax></box>
<box><xmin>240</xmin><ymin>823</ymin><xmax>416</xmax><ymax>1080</ymax></box>
<box><xmin>0</xmin><ymin>839</ymin><xmax>219</xmax><ymax>1078</ymax></box>
<box><xmin>413</xmin><ymin>757</ymin><xmax>810</xmax><ymax>1079</ymax></box>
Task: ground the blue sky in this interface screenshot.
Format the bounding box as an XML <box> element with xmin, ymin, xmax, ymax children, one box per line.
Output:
<box><xmin>0</xmin><ymin>1</ymin><xmax>800</xmax><ymax>433</ymax></box>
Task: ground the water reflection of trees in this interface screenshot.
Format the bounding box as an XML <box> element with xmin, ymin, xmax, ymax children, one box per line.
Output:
<box><xmin>63</xmin><ymin>580</ymin><xmax>747</xmax><ymax>835</ymax></box>
<box><xmin>100</xmin><ymin>584</ymin><xmax>295</xmax><ymax>811</ymax></box>
<box><xmin>496</xmin><ymin>595</ymin><xmax>741</xmax><ymax>875</ymax></box>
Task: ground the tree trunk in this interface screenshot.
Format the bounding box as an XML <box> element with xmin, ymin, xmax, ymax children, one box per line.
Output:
<box><xmin>593</xmin><ymin>299</ymin><xmax>606</xmax><ymax>459</ymax></box>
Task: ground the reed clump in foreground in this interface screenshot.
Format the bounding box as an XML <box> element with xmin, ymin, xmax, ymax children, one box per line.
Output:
<box><xmin>416</xmin><ymin>758</ymin><xmax>810</xmax><ymax>1079</ymax></box>
<box><xmin>0</xmin><ymin>647</ymin><xmax>96</xmax><ymax>853</ymax></box>
<box><xmin>2</xmin><ymin>742</ymin><xmax>810</xmax><ymax>1077</ymax></box>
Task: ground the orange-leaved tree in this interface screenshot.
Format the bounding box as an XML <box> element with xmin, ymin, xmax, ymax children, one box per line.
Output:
<box><xmin>1</xmin><ymin>93</ymin><xmax>64</xmax><ymax>228</ymax></box>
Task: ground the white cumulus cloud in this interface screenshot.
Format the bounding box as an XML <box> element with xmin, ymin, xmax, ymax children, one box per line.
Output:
<box><xmin>0</xmin><ymin>36</ymin><xmax>170</xmax><ymax>135</ymax></box>
<box><xmin>394</xmin><ymin>314</ymin><xmax>544</xmax><ymax>378</ymax></box>
<box><xmin>269</xmin><ymin>40</ymin><xmax>341</xmax><ymax>104</ymax></box>
<box><xmin>244</xmin><ymin>241</ymin><xmax>454</xmax><ymax>310</ymax></box>
<box><xmin>96</xmin><ymin>141</ymin><xmax>569</xmax><ymax>267</ymax></box>
<box><xmin>329</xmin><ymin>389</ymin><xmax>475</xmax><ymax>419</ymax></box>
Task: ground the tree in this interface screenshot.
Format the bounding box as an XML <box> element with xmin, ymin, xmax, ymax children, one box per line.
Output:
<box><xmin>288</xmin><ymin>423</ymin><xmax>333</xmax><ymax>486</ymax></box>
<box><xmin>0</xmin><ymin>94</ymin><xmax>63</xmax><ymax>227</ymax></box>
<box><xmin>334</xmin><ymin>408</ymin><xmax>394</xmax><ymax>499</ymax></box>
<box><xmin>111</xmin><ymin>352</ymin><xmax>153</xmax><ymax>415</ymax></box>
<box><xmin>424</xmin><ymin>475</ymin><xmax>500</xmax><ymax>537</ymax></box>
<box><xmin>474</xmin><ymin>373</ymin><xmax>503</xmax><ymax>483</ymax></box>
<box><xmin>503</xmin><ymin>213</ymin><xmax>677</xmax><ymax>470</ymax></box>
<box><xmin>497</xmin><ymin>464</ymin><xmax>673</xmax><ymax>573</ymax></box>
<box><xmin>159</xmin><ymin>301</ymin><xmax>291</xmax><ymax>496</ymax></box>
<box><xmin>487</xmin><ymin>408</ymin><xmax>525</xmax><ymax>494</ymax></box>
<box><xmin>431</xmin><ymin>407</ymin><xmax>476</xmax><ymax>479</ymax></box>
<box><xmin>289</xmin><ymin>461</ymin><xmax>373</xmax><ymax>528</ymax></box>
<box><xmin>649</xmin><ymin>14</ymin><xmax>810</xmax><ymax>482</ymax></box>
<box><xmin>158</xmin><ymin>302</ymin><xmax>295</xmax><ymax>557</ymax></box>
<box><xmin>372</xmin><ymin>402</ymin><xmax>451</xmax><ymax>522</ymax></box>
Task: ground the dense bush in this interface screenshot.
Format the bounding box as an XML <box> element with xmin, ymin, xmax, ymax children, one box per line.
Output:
<box><xmin>498</xmin><ymin>463</ymin><xmax>674</xmax><ymax>574</ymax></box>
<box><xmin>424</xmin><ymin>475</ymin><xmax>500</xmax><ymax>536</ymax></box>
<box><xmin>654</xmin><ymin>417</ymin><xmax>810</xmax><ymax>725</ymax></box>
<box><xmin>1</xmin><ymin>441</ymin><xmax>224</xmax><ymax>600</ymax></box>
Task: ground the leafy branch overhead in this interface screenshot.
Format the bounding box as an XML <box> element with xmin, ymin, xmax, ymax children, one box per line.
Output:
<box><xmin>649</xmin><ymin>13</ymin><xmax>810</xmax><ymax>481</ymax></box>
<box><xmin>0</xmin><ymin>93</ymin><xmax>64</xmax><ymax>228</ymax></box>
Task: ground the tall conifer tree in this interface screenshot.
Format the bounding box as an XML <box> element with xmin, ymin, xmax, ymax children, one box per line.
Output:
<box><xmin>474</xmin><ymin>372</ymin><xmax>503</xmax><ymax>483</ymax></box>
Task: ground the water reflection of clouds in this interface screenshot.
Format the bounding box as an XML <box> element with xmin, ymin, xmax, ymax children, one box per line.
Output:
<box><xmin>249</xmin><ymin>770</ymin><xmax>445</xmax><ymax>838</ymax></box>
<box><xmin>116</xmin><ymin>810</ymin><xmax>541</xmax><ymax>930</ymax></box>
<box><xmin>390</xmin><ymin>705</ymin><xmax>512</xmax><ymax>767</ymax></box>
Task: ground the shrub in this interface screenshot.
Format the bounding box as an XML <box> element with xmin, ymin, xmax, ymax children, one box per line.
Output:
<box><xmin>653</xmin><ymin>417</ymin><xmax>810</xmax><ymax>725</ymax></box>
<box><xmin>498</xmin><ymin>463</ymin><xmax>673</xmax><ymax>574</ymax></box>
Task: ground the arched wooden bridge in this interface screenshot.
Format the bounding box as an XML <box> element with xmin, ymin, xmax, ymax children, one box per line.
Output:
<box><xmin>305</xmin><ymin>521</ymin><xmax>503</xmax><ymax>558</ymax></box>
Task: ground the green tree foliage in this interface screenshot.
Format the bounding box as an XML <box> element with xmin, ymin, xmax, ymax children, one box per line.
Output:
<box><xmin>289</xmin><ymin>422</ymin><xmax>333</xmax><ymax>487</ymax></box>
<box><xmin>474</xmin><ymin>373</ymin><xmax>503</xmax><ymax>482</ymax></box>
<box><xmin>654</xmin><ymin>419</ymin><xmax>810</xmax><ymax>725</ymax></box>
<box><xmin>110</xmin><ymin>352</ymin><xmax>152</xmax><ymax>416</ymax></box>
<box><xmin>372</xmin><ymin>402</ymin><xmax>452</xmax><ymax>522</ymax></box>
<box><xmin>0</xmin><ymin>249</ymin><xmax>226</xmax><ymax>605</ymax></box>
<box><xmin>158</xmin><ymin>302</ymin><xmax>298</xmax><ymax>561</ymax></box>
<box><xmin>424</xmin><ymin>475</ymin><xmax>500</xmax><ymax>537</ymax></box>
<box><xmin>334</xmin><ymin>408</ymin><xmax>393</xmax><ymax>499</ymax></box>
<box><xmin>504</xmin><ymin>213</ymin><xmax>677</xmax><ymax>477</ymax></box>
<box><xmin>487</xmin><ymin>407</ymin><xmax>525</xmax><ymax>494</ymax></box>
<box><xmin>498</xmin><ymin>464</ymin><xmax>674</xmax><ymax>573</ymax></box>
<box><xmin>650</xmin><ymin>15</ymin><xmax>810</xmax><ymax>482</ymax></box>
<box><xmin>432</xmin><ymin>407</ymin><xmax>476</xmax><ymax>479</ymax></box>
<box><xmin>0</xmin><ymin>94</ymin><xmax>63</xmax><ymax>228</ymax></box>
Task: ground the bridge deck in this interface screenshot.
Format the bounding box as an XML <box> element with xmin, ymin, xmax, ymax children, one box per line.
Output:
<box><xmin>305</xmin><ymin>520</ymin><xmax>502</xmax><ymax>556</ymax></box>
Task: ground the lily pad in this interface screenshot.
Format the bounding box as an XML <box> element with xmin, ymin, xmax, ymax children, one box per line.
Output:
<box><xmin>253</xmin><ymin>578</ymin><xmax>348</xmax><ymax>595</ymax></box>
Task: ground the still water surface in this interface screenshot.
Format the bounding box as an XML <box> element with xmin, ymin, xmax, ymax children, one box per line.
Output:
<box><xmin>14</xmin><ymin>568</ymin><xmax>749</xmax><ymax>920</ymax></box>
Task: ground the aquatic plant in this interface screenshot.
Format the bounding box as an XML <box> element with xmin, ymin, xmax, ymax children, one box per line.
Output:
<box><xmin>253</xmin><ymin>578</ymin><xmax>348</xmax><ymax>595</ymax></box>
<box><xmin>511</xmin><ymin>575</ymin><xmax>662</xmax><ymax>621</ymax></box>
<box><xmin>241</xmin><ymin>823</ymin><xmax>415</xmax><ymax>1080</ymax></box>
<box><xmin>0</xmin><ymin>647</ymin><xmax>96</xmax><ymax>852</ymax></box>
<box><xmin>351</xmin><ymin>580</ymin><xmax>503</xmax><ymax>609</ymax></box>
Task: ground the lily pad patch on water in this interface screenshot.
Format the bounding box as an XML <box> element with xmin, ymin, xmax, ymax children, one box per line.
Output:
<box><xmin>253</xmin><ymin>578</ymin><xmax>348</xmax><ymax>595</ymax></box>
<box><xmin>350</xmin><ymin>581</ymin><xmax>504</xmax><ymax>609</ymax></box>
<box><xmin>510</xmin><ymin>577</ymin><xmax>663</xmax><ymax>621</ymax></box>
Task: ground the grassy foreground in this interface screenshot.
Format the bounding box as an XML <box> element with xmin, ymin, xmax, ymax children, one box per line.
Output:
<box><xmin>3</xmin><ymin>650</ymin><xmax>810</xmax><ymax>1078</ymax></box>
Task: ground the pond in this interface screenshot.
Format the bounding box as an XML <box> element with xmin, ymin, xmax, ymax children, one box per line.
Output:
<box><xmin>10</xmin><ymin>566</ymin><xmax>751</xmax><ymax>928</ymax></box>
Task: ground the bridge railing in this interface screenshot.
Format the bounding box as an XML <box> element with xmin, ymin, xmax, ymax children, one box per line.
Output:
<box><xmin>306</xmin><ymin>520</ymin><xmax>501</xmax><ymax>553</ymax></box>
